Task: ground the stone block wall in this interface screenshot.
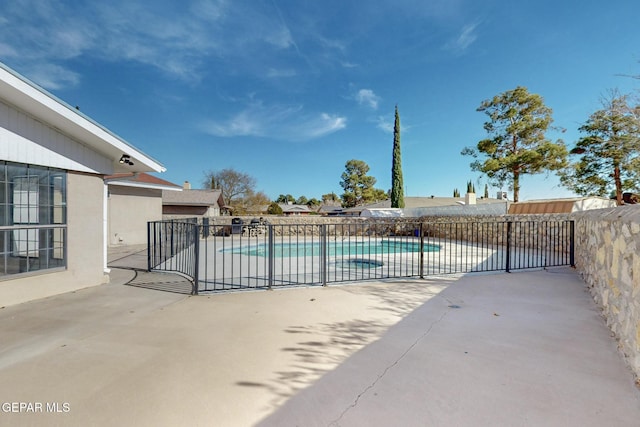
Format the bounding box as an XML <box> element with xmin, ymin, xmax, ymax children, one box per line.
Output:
<box><xmin>572</xmin><ymin>207</ymin><xmax>640</xmax><ymax>378</ymax></box>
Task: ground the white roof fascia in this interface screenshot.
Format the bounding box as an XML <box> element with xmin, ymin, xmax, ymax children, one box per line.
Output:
<box><xmin>0</xmin><ymin>62</ymin><xmax>165</xmax><ymax>174</ymax></box>
<box><xmin>106</xmin><ymin>180</ymin><xmax>182</xmax><ymax>192</ymax></box>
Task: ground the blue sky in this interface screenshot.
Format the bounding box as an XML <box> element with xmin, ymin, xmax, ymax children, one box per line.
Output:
<box><xmin>2</xmin><ymin>0</ymin><xmax>640</xmax><ymax>201</ymax></box>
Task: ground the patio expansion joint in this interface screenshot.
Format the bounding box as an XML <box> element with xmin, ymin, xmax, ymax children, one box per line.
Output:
<box><xmin>328</xmin><ymin>302</ymin><xmax>450</xmax><ymax>426</ymax></box>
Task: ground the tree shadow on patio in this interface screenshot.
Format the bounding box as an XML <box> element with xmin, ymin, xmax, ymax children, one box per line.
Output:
<box><xmin>237</xmin><ymin>317</ymin><xmax>390</xmax><ymax>411</ymax></box>
<box><xmin>108</xmin><ymin>246</ymin><xmax>193</xmax><ymax>294</ymax></box>
<box><xmin>344</xmin><ymin>278</ymin><xmax>455</xmax><ymax>318</ymax></box>
<box><xmin>236</xmin><ymin>278</ymin><xmax>454</xmax><ymax>413</ymax></box>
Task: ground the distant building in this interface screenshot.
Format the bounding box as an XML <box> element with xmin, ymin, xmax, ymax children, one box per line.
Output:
<box><xmin>162</xmin><ymin>181</ymin><xmax>225</xmax><ymax>219</ymax></box>
<box><xmin>342</xmin><ymin>196</ymin><xmax>508</xmax><ymax>217</ymax></box>
<box><xmin>318</xmin><ymin>205</ymin><xmax>344</xmax><ymax>216</ymax></box>
<box><xmin>360</xmin><ymin>208</ymin><xmax>404</xmax><ymax>218</ymax></box>
<box><xmin>279</xmin><ymin>203</ymin><xmax>313</xmax><ymax>216</ymax></box>
<box><xmin>508</xmin><ymin>197</ymin><xmax>616</xmax><ymax>214</ymax></box>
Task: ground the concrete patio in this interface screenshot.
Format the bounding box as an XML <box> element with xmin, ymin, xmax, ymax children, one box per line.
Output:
<box><xmin>0</xmin><ymin>247</ymin><xmax>638</xmax><ymax>426</ymax></box>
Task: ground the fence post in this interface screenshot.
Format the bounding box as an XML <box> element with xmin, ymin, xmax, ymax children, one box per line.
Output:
<box><xmin>505</xmin><ymin>221</ymin><xmax>512</xmax><ymax>273</ymax></box>
<box><xmin>569</xmin><ymin>220</ymin><xmax>575</xmax><ymax>267</ymax></box>
<box><xmin>147</xmin><ymin>221</ymin><xmax>152</xmax><ymax>271</ymax></box>
<box><xmin>170</xmin><ymin>219</ymin><xmax>175</xmax><ymax>257</ymax></box>
<box><xmin>321</xmin><ymin>224</ymin><xmax>327</xmax><ymax>286</ymax></box>
<box><xmin>202</xmin><ymin>217</ymin><xmax>209</xmax><ymax>239</ymax></box>
<box><xmin>192</xmin><ymin>223</ymin><xmax>199</xmax><ymax>295</ymax></box>
<box><xmin>419</xmin><ymin>222</ymin><xmax>424</xmax><ymax>279</ymax></box>
<box><xmin>157</xmin><ymin>222</ymin><xmax>163</xmax><ymax>266</ymax></box>
<box><xmin>268</xmin><ymin>224</ymin><xmax>274</xmax><ymax>289</ymax></box>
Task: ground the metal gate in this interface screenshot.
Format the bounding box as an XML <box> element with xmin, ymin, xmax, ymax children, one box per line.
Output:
<box><xmin>147</xmin><ymin>219</ymin><xmax>199</xmax><ymax>294</ymax></box>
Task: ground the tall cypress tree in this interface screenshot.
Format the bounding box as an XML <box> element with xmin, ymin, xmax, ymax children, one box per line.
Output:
<box><xmin>391</xmin><ymin>105</ymin><xmax>405</xmax><ymax>208</ymax></box>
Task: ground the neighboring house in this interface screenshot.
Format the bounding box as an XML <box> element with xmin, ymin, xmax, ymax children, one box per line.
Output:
<box><xmin>342</xmin><ymin>196</ymin><xmax>508</xmax><ymax>217</ymax></box>
<box><xmin>0</xmin><ymin>62</ymin><xmax>166</xmax><ymax>307</ymax></box>
<box><xmin>279</xmin><ymin>203</ymin><xmax>313</xmax><ymax>216</ymax></box>
<box><xmin>508</xmin><ymin>197</ymin><xmax>616</xmax><ymax>214</ymax></box>
<box><xmin>318</xmin><ymin>205</ymin><xmax>344</xmax><ymax>216</ymax></box>
<box><xmin>162</xmin><ymin>182</ymin><xmax>225</xmax><ymax>219</ymax></box>
<box><xmin>360</xmin><ymin>208</ymin><xmax>404</xmax><ymax>218</ymax></box>
<box><xmin>106</xmin><ymin>173</ymin><xmax>181</xmax><ymax>246</ymax></box>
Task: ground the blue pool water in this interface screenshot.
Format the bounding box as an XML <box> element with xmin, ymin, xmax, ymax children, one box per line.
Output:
<box><xmin>334</xmin><ymin>258</ymin><xmax>385</xmax><ymax>269</ymax></box>
<box><xmin>222</xmin><ymin>240</ymin><xmax>440</xmax><ymax>258</ymax></box>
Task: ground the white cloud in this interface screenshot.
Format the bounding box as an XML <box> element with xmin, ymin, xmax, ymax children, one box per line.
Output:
<box><xmin>376</xmin><ymin>116</ymin><xmax>394</xmax><ymax>133</ymax></box>
<box><xmin>356</xmin><ymin>89</ymin><xmax>380</xmax><ymax>110</ymax></box>
<box><xmin>444</xmin><ymin>23</ymin><xmax>479</xmax><ymax>54</ymax></box>
<box><xmin>266</xmin><ymin>68</ymin><xmax>297</xmax><ymax>78</ymax></box>
<box><xmin>376</xmin><ymin>114</ymin><xmax>409</xmax><ymax>134</ymax></box>
<box><xmin>265</xmin><ymin>25</ymin><xmax>295</xmax><ymax>50</ymax></box>
<box><xmin>0</xmin><ymin>1</ymin><xmax>301</xmax><ymax>87</ymax></box>
<box><xmin>25</xmin><ymin>63</ymin><xmax>81</xmax><ymax>90</ymax></box>
<box><xmin>0</xmin><ymin>42</ymin><xmax>18</xmax><ymax>58</ymax></box>
<box><xmin>297</xmin><ymin>113</ymin><xmax>347</xmax><ymax>139</ymax></box>
<box><xmin>190</xmin><ymin>0</ymin><xmax>226</xmax><ymax>21</ymax></box>
<box><xmin>200</xmin><ymin>100</ymin><xmax>346</xmax><ymax>141</ymax></box>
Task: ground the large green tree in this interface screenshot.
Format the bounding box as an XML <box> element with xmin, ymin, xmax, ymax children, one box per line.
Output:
<box><xmin>560</xmin><ymin>93</ymin><xmax>640</xmax><ymax>205</ymax></box>
<box><xmin>340</xmin><ymin>159</ymin><xmax>385</xmax><ymax>208</ymax></box>
<box><xmin>267</xmin><ymin>201</ymin><xmax>283</xmax><ymax>215</ymax></box>
<box><xmin>391</xmin><ymin>105</ymin><xmax>405</xmax><ymax>208</ymax></box>
<box><xmin>461</xmin><ymin>86</ymin><xmax>567</xmax><ymax>202</ymax></box>
<box><xmin>306</xmin><ymin>198</ymin><xmax>321</xmax><ymax>208</ymax></box>
<box><xmin>275</xmin><ymin>194</ymin><xmax>295</xmax><ymax>204</ymax></box>
<box><xmin>321</xmin><ymin>192</ymin><xmax>341</xmax><ymax>207</ymax></box>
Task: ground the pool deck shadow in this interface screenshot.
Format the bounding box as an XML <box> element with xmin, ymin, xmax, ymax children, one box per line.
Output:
<box><xmin>0</xmin><ymin>261</ymin><xmax>638</xmax><ymax>426</ymax></box>
<box><xmin>258</xmin><ymin>268</ymin><xmax>640</xmax><ymax>427</ymax></box>
<box><xmin>107</xmin><ymin>244</ymin><xmax>193</xmax><ymax>294</ymax></box>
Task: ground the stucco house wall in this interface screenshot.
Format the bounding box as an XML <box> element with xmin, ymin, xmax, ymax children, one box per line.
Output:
<box><xmin>108</xmin><ymin>186</ymin><xmax>162</xmax><ymax>246</ymax></box>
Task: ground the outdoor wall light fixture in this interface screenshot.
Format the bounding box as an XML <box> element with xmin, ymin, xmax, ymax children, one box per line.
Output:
<box><xmin>119</xmin><ymin>154</ymin><xmax>134</xmax><ymax>166</ymax></box>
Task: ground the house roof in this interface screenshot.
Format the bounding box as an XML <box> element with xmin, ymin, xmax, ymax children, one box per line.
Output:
<box><xmin>0</xmin><ymin>62</ymin><xmax>164</xmax><ymax>174</ymax></box>
<box><xmin>162</xmin><ymin>189</ymin><xmax>224</xmax><ymax>207</ymax></box>
<box><xmin>279</xmin><ymin>204</ymin><xmax>313</xmax><ymax>213</ymax></box>
<box><xmin>360</xmin><ymin>208</ymin><xmax>404</xmax><ymax>218</ymax></box>
<box><xmin>345</xmin><ymin>196</ymin><xmax>505</xmax><ymax>213</ymax></box>
<box><xmin>105</xmin><ymin>173</ymin><xmax>182</xmax><ymax>191</ymax></box>
<box><xmin>406</xmin><ymin>203</ymin><xmax>508</xmax><ymax>217</ymax></box>
<box><xmin>508</xmin><ymin>197</ymin><xmax>616</xmax><ymax>214</ymax></box>
<box><xmin>318</xmin><ymin>205</ymin><xmax>343</xmax><ymax>214</ymax></box>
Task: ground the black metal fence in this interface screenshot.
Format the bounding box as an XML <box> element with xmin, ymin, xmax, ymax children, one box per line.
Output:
<box><xmin>147</xmin><ymin>218</ymin><xmax>575</xmax><ymax>294</ymax></box>
<box><xmin>147</xmin><ymin>219</ymin><xmax>199</xmax><ymax>294</ymax></box>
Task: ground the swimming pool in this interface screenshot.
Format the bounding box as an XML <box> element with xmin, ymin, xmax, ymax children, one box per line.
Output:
<box><xmin>334</xmin><ymin>258</ymin><xmax>385</xmax><ymax>269</ymax></box>
<box><xmin>221</xmin><ymin>239</ymin><xmax>440</xmax><ymax>258</ymax></box>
